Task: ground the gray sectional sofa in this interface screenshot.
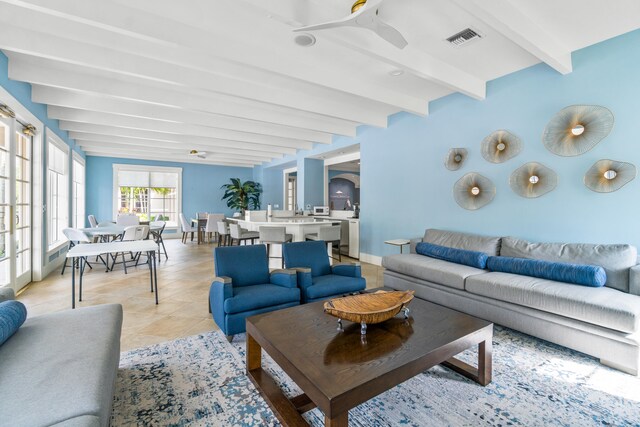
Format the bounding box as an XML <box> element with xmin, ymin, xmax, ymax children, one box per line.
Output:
<box><xmin>382</xmin><ymin>229</ymin><xmax>640</xmax><ymax>375</ymax></box>
<box><xmin>0</xmin><ymin>289</ymin><xmax>123</xmax><ymax>426</ymax></box>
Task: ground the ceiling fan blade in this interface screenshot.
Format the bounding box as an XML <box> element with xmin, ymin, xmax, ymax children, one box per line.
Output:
<box><xmin>293</xmin><ymin>18</ymin><xmax>356</xmax><ymax>32</ymax></box>
<box><xmin>374</xmin><ymin>19</ymin><xmax>408</xmax><ymax>49</ymax></box>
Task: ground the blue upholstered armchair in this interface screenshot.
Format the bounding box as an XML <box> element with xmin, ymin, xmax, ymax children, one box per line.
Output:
<box><xmin>210</xmin><ymin>244</ymin><xmax>300</xmax><ymax>341</ymax></box>
<box><xmin>282</xmin><ymin>241</ymin><xmax>366</xmax><ymax>303</ymax></box>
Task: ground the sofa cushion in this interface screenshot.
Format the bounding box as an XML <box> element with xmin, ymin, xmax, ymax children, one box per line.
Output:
<box><xmin>0</xmin><ymin>304</ymin><xmax>123</xmax><ymax>427</ymax></box>
<box><xmin>500</xmin><ymin>236</ymin><xmax>637</xmax><ymax>292</ymax></box>
<box><xmin>487</xmin><ymin>256</ymin><xmax>606</xmax><ymax>288</ymax></box>
<box><xmin>0</xmin><ymin>300</ymin><xmax>27</xmax><ymax>346</ymax></box>
<box><xmin>224</xmin><ymin>284</ymin><xmax>300</xmax><ymax>314</ymax></box>
<box><xmin>382</xmin><ymin>254</ymin><xmax>487</xmax><ymax>290</ymax></box>
<box><xmin>416</xmin><ymin>242</ymin><xmax>488</xmax><ymax>269</ymax></box>
<box><xmin>466</xmin><ymin>272</ymin><xmax>640</xmax><ymax>333</ymax></box>
<box><xmin>307</xmin><ymin>274</ymin><xmax>366</xmax><ymax>300</ymax></box>
<box><xmin>423</xmin><ymin>229</ymin><xmax>501</xmax><ymax>256</ymax></box>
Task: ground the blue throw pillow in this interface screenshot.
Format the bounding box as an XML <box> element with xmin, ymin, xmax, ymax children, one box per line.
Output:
<box><xmin>0</xmin><ymin>300</ymin><xmax>27</xmax><ymax>346</ymax></box>
<box><xmin>486</xmin><ymin>256</ymin><xmax>607</xmax><ymax>288</ymax></box>
<box><xmin>416</xmin><ymin>242</ymin><xmax>488</xmax><ymax>269</ymax></box>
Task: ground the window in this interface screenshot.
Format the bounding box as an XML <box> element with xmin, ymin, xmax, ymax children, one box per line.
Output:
<box><xmin>286</xmin><ymin>175</ymin><xmax>297</xmax><ymax>211</ymax></box>
<box><xmin>113</xmin><ymin>165</ymin><xmax>181</xmax><ymax>226</ymax></box>
<box><xmin>47</xmin><ymin>136</ymin><xmax>69</xmax><ymax>249</ymax></box>
<box><xmin>72</xmin><ymin>155</ymin><xmax>85</xmax><ymax>228</ymax></box>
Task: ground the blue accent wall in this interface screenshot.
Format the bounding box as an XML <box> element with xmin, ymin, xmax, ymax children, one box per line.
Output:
<box><xmin>86</xmin><ymin>156</ymin><xmax>254</xmax><ymax>221</ymax></box>
<box><xmin>257</xmin><ymin>29</ymin><xmax>640</xmax><ymax>259</ymax></box>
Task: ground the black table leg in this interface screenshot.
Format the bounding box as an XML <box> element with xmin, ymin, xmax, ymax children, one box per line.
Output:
<box><xmin>71</xmin><ymin>256</ymin><xmax>76</xmax><ymax>309</ymax></box>
<box><xmin>153</xmin><ymin>251</ymin><xmax>159</xmax><ymax>305</ymax></box>
<box><xmin>79</xmin><ymin>256</ymin><xmax>85</xmax><ymax>302</ymax></box>
<box><xmin>148</xmin><ymin>251</ymin><xmax>153</xmax><ymax>292</ymax></box>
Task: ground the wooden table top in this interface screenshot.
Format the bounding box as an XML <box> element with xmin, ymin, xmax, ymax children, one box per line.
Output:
<box><xmin>246</xmin><ymin>294</ymin><xmax>492</xmax><ymax>411</ymax></box>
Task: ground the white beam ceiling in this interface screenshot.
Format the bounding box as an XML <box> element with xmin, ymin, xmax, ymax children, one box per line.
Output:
<box><xmin>451</xmin><ymin>0</ymin><xmax>573</xmax><ymax>74</ymax></box>
<box><xmin>0</xmin><ymin>0</ymin><xmax>637</xmax><ymax>166</ymax></box>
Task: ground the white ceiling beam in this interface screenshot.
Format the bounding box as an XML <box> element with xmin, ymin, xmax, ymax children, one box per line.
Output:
<box><xmin>57</xmin><ymin>121</ymin><xmax>313</xmax><ymax>151</ymax></box>
<box><xmin>77</xmin><ymin>139</ymin><xmax>281</xmax><ymax>160</ymax></box>
<box><xmin>47</xmin><ymin>106</ymin><xmax>334</xmax><ymax>144</ymax></box>
<box><xmin>0</xmin><ymin>0</ymin><xmax>427</xmax><ymax>115</ymax></box>
<box><xmin>80</xmin><ymin>145</ymin><xmax>266</xmax><ymax>164</ymax></box>
<box><xmin>67</xmin><ymin>131</ymin><xmax>299</xmax><ymax>156</ymax></box>
<box><xmin>451</xmin><ymin>0</ymin><xmax>572</xmax><ymax>74</ymax></box>
<box><xmin>0</xmin><ymin>23</ymin><xmax>391</xmax><ymax>126</ymax></box>
<box><xmin>84</xmin><ymin>151</ymin><xmax>257</xmax><ymax>168</ymax></box>
<box><xmin>219</xmin><ymin>0</ymin><xmax>486</xmax><ymax>100</ymax></box>
<box><xmin>7</xmin><ymin>55</ymin><xmax>359</xmax><ymax>135</ymax></box>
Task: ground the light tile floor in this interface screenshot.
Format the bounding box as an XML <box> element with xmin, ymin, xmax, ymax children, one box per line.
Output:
<box><xmin>17</xmin><ymin>239</ymin><xmax>384</xmax><ymax>351</ymax></box>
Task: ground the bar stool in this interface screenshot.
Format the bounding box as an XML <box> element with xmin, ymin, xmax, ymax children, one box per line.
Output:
<box><xmin>259</xmin><ymin>226</ymin><xmax>293</xmax><ymax>267</ymax></box>
<box><xmin>305</xmin><ymin>224</ymin><xmax>342</xmax><ymax>262</ymax></box>
<box><xmin>229</xmin><ymin>223</ymin><xmax>259</xmax><ymax>246</ymax></box>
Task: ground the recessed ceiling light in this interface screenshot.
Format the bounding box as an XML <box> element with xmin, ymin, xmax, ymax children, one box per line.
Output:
<box><xmin>389</xmin><ymin>69</ymin><xmax>404</xmax><ymax>77</ymax></box>
<box><xmin>294</xmin><ymin>33</ymin><xmax>316</xmax><ymax>47</ymax></box>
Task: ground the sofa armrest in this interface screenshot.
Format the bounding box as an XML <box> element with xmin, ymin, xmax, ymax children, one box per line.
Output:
<box><xmin>332</xmin><ymin>263</ymin><xmax>362</xmax><ymax>278</ymax></box>
<box><xmin>410</xmin><ymin>237</ymin><xmax>423</xmax><ymax>254</ymax></box>
<box><xmin>270</xmin><ymin>269</ymin><xmax>298</xmax><ymax>288</ymax></box>
<box><xmin>630</xmin><ymin>265</ymin><xmax>640</xmax><ymax>296</ymax></box>
<box><xmin>0</xmin><ymin>287</ymin><xmax>15</xmax><ymax>302</ymax></box>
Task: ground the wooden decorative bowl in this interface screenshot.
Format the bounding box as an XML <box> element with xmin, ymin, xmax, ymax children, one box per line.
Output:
<box><xmin>323</xmin><ymin>290</ymin><xmax>415</xmax><ymax>326</ymax></box>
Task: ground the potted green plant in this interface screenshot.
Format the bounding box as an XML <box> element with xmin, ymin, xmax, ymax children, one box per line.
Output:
<box><xmin>220</xmin><ymin>178</ymin><xmax>263</xmax><ymax>214</ymax></box>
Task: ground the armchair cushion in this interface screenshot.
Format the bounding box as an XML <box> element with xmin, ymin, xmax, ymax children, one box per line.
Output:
<box><xmin>214</xmin><ymin>244</ymin><xmax>270</xmax><ymax>287</ymax></box>
<box><xmin>223</xmin><ymin>284</ymin><xmax>300</xmax><ymax>314</ymax></box>
<box><xmin>331</xmin><ymin>263</ymin><xmax>362</xmax><ymax>278</ymax></box>
<box><xmin>283</xmin><ymin>241</ymin><xmax>332</xmax><ymax>277</ymax></box>
<box><xmin>307</xmin><ymin>275</ymin><xmax>366</xmax><ymax>301</ymax></box>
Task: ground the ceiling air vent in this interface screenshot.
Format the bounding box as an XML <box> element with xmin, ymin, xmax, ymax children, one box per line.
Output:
<box><xmin>446</xmin><ymin>28</ymin><xmax>481</xmax><ymax>47</ymax></box>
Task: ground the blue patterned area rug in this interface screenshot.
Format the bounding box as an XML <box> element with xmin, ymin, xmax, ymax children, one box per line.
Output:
<box><xmin>112</xmin><ymin>326</ymin><xmax>640</xmax><ymax>426</ymax></box>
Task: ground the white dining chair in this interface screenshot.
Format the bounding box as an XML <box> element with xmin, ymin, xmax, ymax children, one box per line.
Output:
<box><xmin>88</xmin><ymin>215</ymin><xmax>98</xmax><ymax>228</ymax></box>
<box><xmin>205</xmin><ymin>214</ymin><xmax>225</xmax><ymax>243</ymax></box>
<box><xmin>179</xmin><ymin>213</ymin><xmax>197</xmax><ymax>244</ymax></box>
<box><xmin>216</xmin><ymin>221</ymin><xmax>230</xmax><ymax>246</ymax></box>
<box><xmin>111</xmin><ymin>225</ymin><xmax>149</xmax><ymax>274</ymax></box>
<box><xmin>116</xmin><ymin>214</ymin><xmax>140</xmax><ymax>227</ymax></box>
<box><xmin>150</xmin><ymin>221</ymin><xmax>168</xmax><ymax>260</ymax></box>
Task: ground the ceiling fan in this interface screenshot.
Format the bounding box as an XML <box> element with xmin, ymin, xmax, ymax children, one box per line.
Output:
<box><xmin>293</xmin><ymin>0</ymin><xmax>407</xmax><ymax>49</ymax></box>
<box><xmin>189</xmin><ymin>150</ymin><xmax>207</xmax><ymax>159</ymax></box>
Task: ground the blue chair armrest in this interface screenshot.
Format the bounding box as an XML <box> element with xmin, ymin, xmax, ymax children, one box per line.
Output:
<box><xmin>332</xmin><ymin>263</ymin><xmax>362</xmax><ymax>278</ymax></box>
<box><xmin>210</xmin><ymin>276</ymin><xmax>233</xmax><ymax>330</ymax></box>
<box><xmin>290</xmin><ymin>267</ymin><xmax>313</xmax><ymax>291</ymax></box>
<box><xmin>270</xmin><ymin>269</ymin><xmax>298</xmax><ymax>288</ymax></box>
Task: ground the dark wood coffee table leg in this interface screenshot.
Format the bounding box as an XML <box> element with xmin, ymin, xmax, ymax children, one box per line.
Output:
<box><xmin>246</xmin><ymin>333</ymin><xmax>311</xmax><ymax>427</ymax></box>
<box><xmin>325</xmin><ymin>412</ymin><xmax>348</xmax><ymax>426</ymax></box>
<box><xmin>441</xmin><ymin>335</ymin><xmax>493</xmax><ymax>386</ymax></box>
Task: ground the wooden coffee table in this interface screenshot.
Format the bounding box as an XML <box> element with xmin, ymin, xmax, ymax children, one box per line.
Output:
<box><xmin>246</xmin><ymin>295</ymin><xmax>493</xmax><ymax>426</ymax></box>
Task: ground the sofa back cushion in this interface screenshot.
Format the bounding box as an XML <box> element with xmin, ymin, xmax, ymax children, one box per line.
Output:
<box><xmin>487</xmin><ymin>256</ymin><xmax>607</xmax><ymax>288</ymax></box>
<box><xmin>500</xmin><ymin>237</ymin><xmax>637</xmax><ymax>292</ymax></box>
<box><xmin>423</xmin><ymin>229</ymin><xmax>501</xmax><ymax>256</ymax></box>
<box><xmin>416</xmin><ymin>242</ymin><xmax>488</xmax><ymax>269</ymax></box>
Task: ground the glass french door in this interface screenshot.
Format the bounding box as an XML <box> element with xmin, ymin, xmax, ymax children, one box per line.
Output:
<box><xmin>0</xmin><ymin>116</ymin><xmax>32</xmax><ymax>292</ymax></box>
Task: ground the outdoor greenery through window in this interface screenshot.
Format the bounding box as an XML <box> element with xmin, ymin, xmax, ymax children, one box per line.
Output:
<box><xmin>48</xmin><ymin>139</ymin><xmax>68</xmax><ymax>249</ymax></box>
<box><xmin>116</xmin><ymin>167</ymin><xmax>180</xmax><ymax>226</ymax></box>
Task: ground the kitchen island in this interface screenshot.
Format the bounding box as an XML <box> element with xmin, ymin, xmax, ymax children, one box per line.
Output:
<box><xmin>228</xmin><ymin>216</ymin><xmax>341</xmax><ymax>242</ymax></box>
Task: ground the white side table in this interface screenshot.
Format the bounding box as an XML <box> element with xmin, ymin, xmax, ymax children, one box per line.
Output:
<box><xmin>384</xmin><ymin>239</ymin><xmax>411</xmax><ymax>254</ymax></box>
